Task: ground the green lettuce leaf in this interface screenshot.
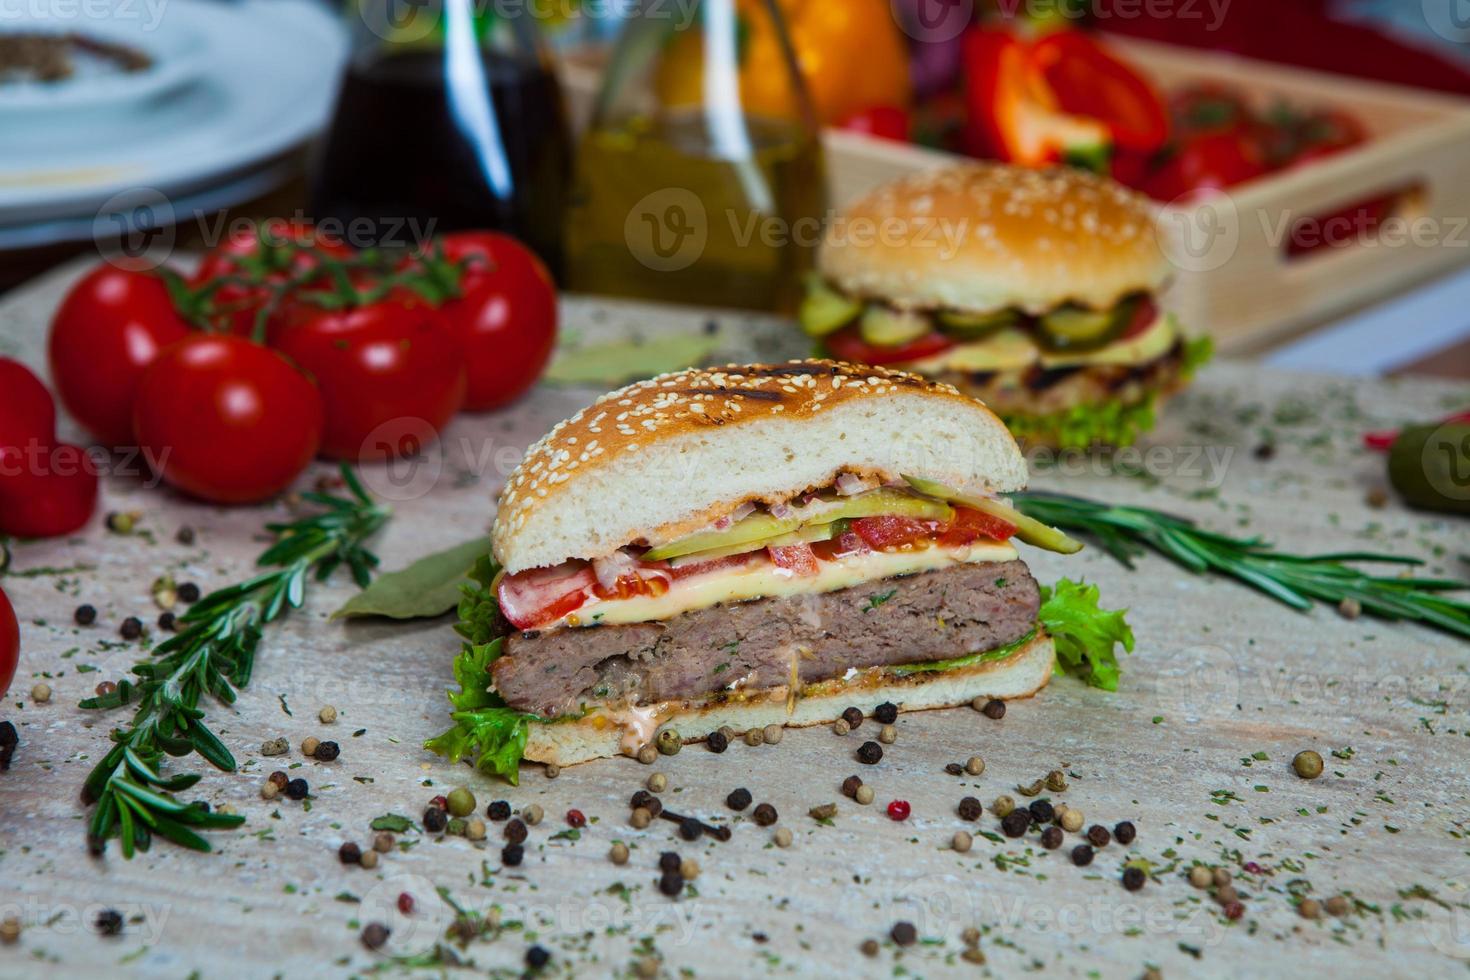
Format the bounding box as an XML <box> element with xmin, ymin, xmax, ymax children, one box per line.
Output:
<box><xmin>891</xmin><ymin>628</ymin><xmax>1038</xmax><ymax>676</ymax></box>
<box><xmin>1003</xmin><ymin>397</ymin><xmax>1160</xmax><ymax>450</ymax></box>
<box><xmin>424</xmin><ymin>554</ymin><xmax>538</xmax><ymax>784</ymax></box>
<box><xmin>1039</xmin><ymin>578</ymin><xmax>1135</xmax><ymax>691</ymax></box>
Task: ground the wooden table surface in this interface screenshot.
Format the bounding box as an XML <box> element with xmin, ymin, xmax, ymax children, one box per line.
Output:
<box><xmin>1</xmin><ymin>260</ymin><xmax>1468</xmax><ymax>979</ymax></box>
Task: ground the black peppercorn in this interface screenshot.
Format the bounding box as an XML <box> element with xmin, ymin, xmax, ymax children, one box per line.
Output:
<box><xmin>944</xmin><ymin>762</ymin><xmax>964</xmax><ymax>776</ymax></box>
<box><xmin>679</xmin><ymin>816</ymin><xmax>702</xmax><ymax>841</ymax></box>
<box><xmin>95</xmin><ymin>909</ymin><xmax>123</xmax><ymax>936</ymax></box>
<box><xmin>1071</xmin><ymin>844</ymin><xmax>1094</xmax><ymax>866</ymax></box>
<box><xmin>1114</xmin><ymin>820</ymin><xmax>1137</xmax><ymax>845</ymax></box>
<box><xmin>1040</xmin><ymin>826</ymin><xmax>1063</xmax><ymax>849</ymax></box>
<box><xmin>891</xmin><ymin>921</ymin><xmax>918</xmax><ymax>946</ymax></box>
<box><xmin>727</xmin><ymin>787</ymin><xmax>753</xmax><ymax>811</ymax></box>
<box><xmin>487</xmin><ymin>800</ymin><xmax>512</xmax><ymax>821</ymax></box>
<box><xmin>659</xmin><ymin>870</ymin><xmax>684</xmax><ymax>897</ymax></box>
<box><xmin>1122</xmin><ymin>866</ymin><xmax>1146</xmax><ymax>891</ymax></box>
<box><xmin>981</xmin><ymin>699</ymin><xmax>1006</xmax><ymax>719</ymax></box>
<box><xmin>526</xmin><ymin>945</ymin><xmax>551</xmax><ymax>969</ymax></box>
<box><xmin>314</xmin><ymin>740</ymin><xmax>340</xmax><ymax>762</ymax></box>
<box><xmin>841</xmin><ymin>775</ymin><xmax>863</xmax><ymax>798</ymax></box>
<box><xmin>339</xmin><ymin>841</ymin><xmax>362</xmax><ymax>864</ymax></box>
<box><xmin>505</xmin><ymin>819</ymin><xmax>528</xmax><ymax>844</ymax></box>
<box><xmin>157</xmin><ymin>611</ymin><xmax>176</xmax><ymax>632</ymax></box>
<box><xmin>1029</xmin><ymin>800</ymin><xmax>1055</xmax><ymax>825</ymax></box>
<box><xmin>423</xmin><ymin>806</ymin><xmax>447</xmax><ymax>833</ymax></box>
<box><xmin>841</xmin><ymin>706</ymin><xmax>863</xmax><ymax>730</ymax></box>
<box><xmin>74</xmin><ymin>604</ymin><xmax>97</xmax><ymax>626</ymax></box>
<box><xmin>177</xmin><ymin>582</ymin><xmax>201</xmax><ymax>604</ymax></box>
<box><xmin>706</xmin><ymin>730</ymin><xmax>729</xmax><ymax>753</ymax></box>
<box><xmin>856</xmin><ymin>741</ymin><xmax>883</xmax><ymax>765</ymax></box>
<box><xmin>958</xmin><ymin>796</ymin><xmax>983</xmax><ymax>821</ymax></box>
<box><xmin>176</xmin><ymin>526</ymin><xmax>196</xmax><ymax>546</ymax></box>
<box><xmin>752</xmin><ymin>803</ymin><xmax>778</xmax><ymax>826</ymax></box>
<box><xmin>659</xmin><ymin>851</ymin><xmax>681</xmax><ymax>873</ymax></box>
<box><xmin>1001</xmin><ymin>810</ymin><xmax>1030</xmax><ymax>838</ymax></box>
<box><xmin>120</xmin><ymin>617</ymin><xmax>143</xmax><ymax>640</ymax></box>
<box><xmin>630</xmin><ymin>790</ymin><xmax>663</xmax><ymax>818</ymax></box>
<box><xmin>285</xmin><ymin>778</ymin><xmax>309</xmax><ymax>801</ymax></box>
<box><xmin>361</xmin><ymin>922</ymin><xmax>390</xmax><ymax>950</ymax></box>
<box><xmin>1086</xmin><ymin>824</ymin><xmax>1112</xmax><ymax>848</ymax></box>
<box><xmin>874</xmin><ymin>701</ymin><xmax>898</xmax><ymax>725</ymax></box>
<box><xmin>501</xmin><ymin>843</ymin><xmax>524</xmax><ymax>866</ymax></box>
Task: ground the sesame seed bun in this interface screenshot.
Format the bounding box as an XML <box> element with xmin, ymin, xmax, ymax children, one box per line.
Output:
<box><xmin>493</xmin><ymin>359</ymin><xmax>1027</xmax><ymax>574</ymax></box>
<box><xmin>818</xmin><ymin>163</ymin><xmax>1169</xmax><ymax>314</ymax></box>
<box><xmin>524</xmin><ymin>629</ymin><xmax>1054</xmax><ymax>767</ymax></box>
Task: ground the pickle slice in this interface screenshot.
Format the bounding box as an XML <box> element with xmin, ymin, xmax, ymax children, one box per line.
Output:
<box><xmin>1038</xmin><ymin>300</ymin><xmax>1133</xmax><ymax>352</ymax></box>
<box><xmin>859</xmin><ymin>305</ymin><xmax>931</xmax><ymax>347</ymax></box>
<box><xmin>937</xmin><ymin>308</ymin><xmax>1020</xmax><ymax>339</ymax></box>
<box><xmin>666</xmin><ymin>521</ymin><xmax>843</xmax><ymax>566</ymax></box>
<box><xmin>644</xmin><ymin>488</ymin><xmax>952</xmax><ymax>561</ymax></box>
<box><xmin>902</xmin><ymin>475</ymin><xmax>1084</xmax><ymax>555</ymax></box>
<box><xmin>798</xmin><ymin>277</ymin><xmax>861</xmax><ymax>337</ymax></box>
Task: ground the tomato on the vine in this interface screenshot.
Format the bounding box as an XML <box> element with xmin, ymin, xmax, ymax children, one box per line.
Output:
<box><xmin>272</xmin><ymin>295</ymin><xmax>467</xmax><ymax>461</ymax></box>
<box><xmin>0</xmin><ymin>357</ymin><xmax>56</xmax><ymax>456</ymax></box>
<box><xmin>1143</xmin><ymin>131</ymin><xmax>1268</xmax><ymax>202</ymax></box>
<box><xmin>0</xmin><ymin>584</ymin><xmax>18</xmax><ymax>699</ymax></box>
<box><xmin>431</xmin><ymin>232</ymin><xmax>557</xmax><ymax>412</ymax></box>
<box><xmin>132</xmin><ymin>335</ymin><xmax>323</xmax><ymax>504</ymax></box>
<box><xmin>48</xmin><ymin>264</ymin><xmax>191</xmax><ymax>447</ymax></box>
<box><xmin>0</xmin><ymin>357</ymin><xmax>99</xmax><ymax>538</ymax></box>
<box><xmin>192</xmin><ymin>219</ymin><xmax>353</xmax><ymax>337</ymax></box>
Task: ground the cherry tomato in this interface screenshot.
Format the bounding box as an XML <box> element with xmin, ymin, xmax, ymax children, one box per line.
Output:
<box><xmin>837</xmin><ymin>105</ymin><xmax>912</xmax><ymax>142</ymax></box>
<box><xmin>0</xmin><ymin>358</ymin><xmax>56</xmax><ymax>455</ymax></box>
<box><xmin>1169</xmin><ymin>83</ymin><xmax>1254</xmax><ymax>138</ymax></box>
<box><xmin>852</xmin><ymin>516</ymin><xmax>934</xmax><ymax>550</ymax></box>
<box><xmin>192</xmin><ymin>219</ymin><xmax>353</xmax><ymax>338</ymax></box>
<box><xmin>0</xmin><ymin>442</ymin><xmax>99</xmax><ymax>538</ymax></box>
<box><xmin>823</xmin><ymin>325</ymin><xmax>956</xmax><ymax>366</ymax></box>
<box><xmin>767</xmin><ymin>542</ymin><xmax>820</xmax><ymax>577</ymax></box>
<box><xmin>1289</xmin><ymin>109</ymin><xmax>1368</xmax><ymax>166</ymax></box>
<box><xmin>0</xmin><ymin>585</ymin><xmax>17</xmax><ymax>699</ymax></box>
<box><xmin>432</xmin><ymin>233</ymin><xmax>557</xmax><ymax>412</ymax></box>
<box><xmin>1143</xmin><ymin>131</ymin><xmax>1268</xmax><ymax>202</ymax></box>
<box><xmin>48</xmin><ymin>264</ymin><xmax>192</xmax><ymax>447</ymax></box>
<box><xmin>132</xmin><ymin>336</ymin><xmax>323</xmax><ymax>504</ymax></box>
<box><xmin>273</xmin><ymin>297</ymin><xmax>466</xmax><ymax>461</ymax></box>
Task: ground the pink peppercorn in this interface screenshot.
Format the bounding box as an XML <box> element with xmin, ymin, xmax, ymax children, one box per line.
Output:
<box><xmin>429</xmin><ymin>795</ymin><xmax>448</xmax><ymax>811</ymax></box>
<box><xmin>1243</xmin><ymin>861</ymin><xmax>1264</xmax><ymax>875</ymax></box>
<box><xmin>887</xmin><ymin>800</ymin><xmax>910</xmax><ymax>821</ymax></box>
<box><xmin>566</xmin><ymin>809</ymin><xmax>586</xmax><ymax>828</ymax></box>
<box><xmin>397</xmin><ymin>892</ymin><xmax>415</xmax><ymax>915</ymax></box>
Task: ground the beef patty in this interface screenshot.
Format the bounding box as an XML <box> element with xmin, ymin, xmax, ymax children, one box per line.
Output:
<box><xmin>492</xmin><ymin>559</ymin><xmax>1039</xmax><ymax>717</ymax></box>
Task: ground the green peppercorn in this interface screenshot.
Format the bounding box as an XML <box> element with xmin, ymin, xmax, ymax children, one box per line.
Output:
<box><xmin>446</xmin><ymin>787</ymin><xmax>477</xmax><ymax>818</ymax></box>
<box><xmin>1293</xmin><ymin>750</ymin><xmax>1324</xmax><ymax>780</ymax></box>
<box><xmin>992</xmin><ymin>795</ymin><xmax>1015</xmax><ymax>818</ymax></box>
<box><xmin>656</xmin><ymin>728</ymin><xmax>682</xmax><ymax>756</ymax></box>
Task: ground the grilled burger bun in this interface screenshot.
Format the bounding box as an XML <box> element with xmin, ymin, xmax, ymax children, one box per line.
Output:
<box><xmin>488</xmin><ymin>359</ymin><xmax>1063</xmax><ymax>768</ymax></box>
<box><xmin>803</xmin><ymin>163</ymin><xmax>1208</xmax><ymax>449</ymax></box>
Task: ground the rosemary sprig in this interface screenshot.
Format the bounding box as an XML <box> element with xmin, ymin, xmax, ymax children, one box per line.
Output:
<box><xmin>79</xmin><ymin>465</ymin><xmax>390</xmax><ymax>857</ymax></box>
<box><xmin>1012</xmin><ymin>491</ymin><xmax>1470</xmax><ymax>640</ymax></box>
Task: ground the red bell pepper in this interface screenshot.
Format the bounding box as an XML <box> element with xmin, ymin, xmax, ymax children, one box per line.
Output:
<box><xmin>1032</xmin><ymin>31</ymin><xmax>1169</xmax><ymax>153</ymax></box>
<box><xmin>962</xmin><ymin>28</ymin><xmax>1112</xmax><ymax>170</ymax></box>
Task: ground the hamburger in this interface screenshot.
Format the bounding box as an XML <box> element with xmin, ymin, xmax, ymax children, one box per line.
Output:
<box><xmin>427</xmin><ymin>359</ymin><xmax>1125</xmax><ymax>776</ymax></box>
<box><xmin>800</xmin><ymin>163</ymin><xmax>1211</xmax><ymax>449</ymax></box>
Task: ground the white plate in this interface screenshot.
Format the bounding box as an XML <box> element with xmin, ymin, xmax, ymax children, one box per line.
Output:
<box><xmin>0</xmin><ymin>0</ymin><xmax>346</xmax><ymax>225</ymax></box>
<box><xmin>0</xmin><ymin>2</ymin><xmax>204</xmax><ymax>114</ymax></box>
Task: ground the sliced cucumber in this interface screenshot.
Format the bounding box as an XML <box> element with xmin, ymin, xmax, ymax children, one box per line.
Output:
<box><xmin>859</xmin><ymin>305</ymin><xmax>931</xmax><ymax>347</ymax></box>
<box><xmin>1037</xmin><ymin>301</ymin><xmax>1132</xmax><ymax>352</ymax></box>
<box><xmin>937</xmin><ymin>308</ymin><xmax>1020</xmax><ymax>340</ymax></box>
<box><xmin>644</xmin><ymin>488</ymin><xmax>952</xmax><ymax>562</ymax></box>
<box><xmin>902</xmin><ymin>475</ymin><xmax>1084</xmax><ymax>555</ymax></box>
<box><xmin>798</xmin><ymin>277</ymin><xmax>861</xmax><ymax>337</ymax></box>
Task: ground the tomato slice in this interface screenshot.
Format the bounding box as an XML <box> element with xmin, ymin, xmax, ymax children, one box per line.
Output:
<box><xmin>938</xmin><ymin>507</ymin><xmax>1017</xmax><ymax>547</ymax></box>
<box><xmin>1032</xmin><ymin>32</ymin><xmax>1169</xmax><ymax>153</ymax></box>
<box><xmin>851</xmin><ymin>516</ymin><xmax>935</xmax><ymax>550</ymax></box>
<box><xmin>1119</xmin><ymin>296</ymin><xmax>1160</xmax><ymax>341</ymax></box>
<box><xmin>811</xmin><ymin>531</ymin><xmax>871</xmax><ymax>562</ymax></box>
<box><xmin>669</xmin><ymin>552</ymin><xmax>761</xmax><ymax>581</ymax></box>
<box><xmin>767</xmin><ymin>543</ymin><xmax>820</xmax><ymax>577</ymax></box>
<box><xmin>824</xmin><ymin>325</ymin><xmax>955</xmax><ymax>366</ymax></box>
<box><xmin>497</xmin><ymin>563</ymin><xmax>595</xmax><ymax>630</ymax></box>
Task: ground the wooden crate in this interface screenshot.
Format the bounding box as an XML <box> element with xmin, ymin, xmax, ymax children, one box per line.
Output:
<box><xmin>559</xmin><ymin>38</ymin><xmax>1470</xmax><ymax>353</ymax></box>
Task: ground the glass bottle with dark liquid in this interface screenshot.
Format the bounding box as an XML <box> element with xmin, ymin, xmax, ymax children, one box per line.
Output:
<box><xmin>310</xmin><ymin>0</ymin><xmax>572</xmax><ymax>274</ymax></box>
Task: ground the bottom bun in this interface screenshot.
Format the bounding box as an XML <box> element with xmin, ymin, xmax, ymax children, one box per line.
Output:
<box><xmin>523</xmin><ymin>630</ymin><xmax>1055</xmax><ymax>768</ymax></box>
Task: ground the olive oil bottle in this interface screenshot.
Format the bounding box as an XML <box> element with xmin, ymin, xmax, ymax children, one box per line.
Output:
<box><xmin>564</xmin><ymin>0</ymin><xmax>826</xmax><ymax>313</ymax></box>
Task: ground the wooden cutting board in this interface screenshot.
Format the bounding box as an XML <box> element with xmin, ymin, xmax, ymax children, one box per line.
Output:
<box><xmin>1</xmin><ymin>260</ymin><xmax>1467</xmax><ymax>978</ymax></box>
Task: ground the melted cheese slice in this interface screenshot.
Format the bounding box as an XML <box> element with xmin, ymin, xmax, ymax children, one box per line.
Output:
<box><xmin>909</xmin><ymin>311</ymin><xmax>1177</xmax><ymax>374</ymax></box>
<box><xmin>566</xmin><ymin>539</ymin><xmax>1019</xmax><ymax>628</ymax></box>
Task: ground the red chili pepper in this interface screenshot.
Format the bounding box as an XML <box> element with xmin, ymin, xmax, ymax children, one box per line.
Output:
<box><xmin>397</xmin><ymin>892</ymin><xmax>415</xmax><ymax>915</ymax></box>
<box><xmin>1363</xmin><ymin>410</ymin><xmax>1470</xmax><ymax>452</ymax></box>
<box><xmin>566</xmin><ymin>809</ymin><xmax>586</xmax><ymax>828</ymax></box>
<box><xmin>886</xmin><ymin>800</ymin><xmax>911</xmax><ymax>821</ymax></box>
